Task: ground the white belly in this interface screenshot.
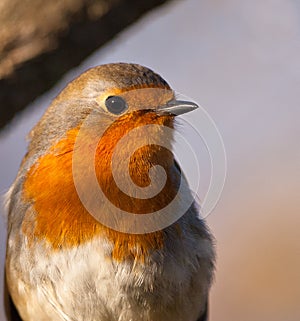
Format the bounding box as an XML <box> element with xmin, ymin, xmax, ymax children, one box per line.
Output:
<box><xmin>7</xmin><ymin>227</ymin><xmax>213</xmax><ymax>321</ymax></box>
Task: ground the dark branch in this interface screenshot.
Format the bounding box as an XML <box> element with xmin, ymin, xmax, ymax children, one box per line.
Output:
<box><xmin>0</xmin><ymin>0</ymin><xmax>171</xmax><ymax>131</ymax></box>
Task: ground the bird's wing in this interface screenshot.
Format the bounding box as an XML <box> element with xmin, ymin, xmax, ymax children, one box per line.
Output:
<box><xmin>196</xmin><ymin>301</ymin><xmax>208</xmax><ymax>321</ymax></box>
<box><xmin>174</xmin><ymin>159</ymin><xmax>210</xmax><ymax>321</ymax></box>
<box><xmin>4</xmin><ymin>272</ymin><xmax>23</xmax><ymax>321</ymax></box>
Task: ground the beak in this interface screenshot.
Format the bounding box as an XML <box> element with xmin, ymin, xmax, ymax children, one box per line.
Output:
<box><xmin>157</xmin><ymin>99</ymin><xmax>199</xmax><ymax>116</ymax></box>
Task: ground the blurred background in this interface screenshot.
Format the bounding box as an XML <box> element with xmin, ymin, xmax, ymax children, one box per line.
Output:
<box><xmin>1</xmin><ymin>0</ymin><xmax>299</xmax><ymax>320</ymax></box>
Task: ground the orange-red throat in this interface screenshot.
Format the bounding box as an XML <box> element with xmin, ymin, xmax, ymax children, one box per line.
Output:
<box><xmin>22</xmin><ymin>109</ymin><xmax>180</xmax><ymax>261</ymax></box>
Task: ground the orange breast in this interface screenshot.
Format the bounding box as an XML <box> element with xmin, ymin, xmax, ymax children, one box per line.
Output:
<box><xmin>22</xmin><ymin>111</ymin><xmax>179</xmax><ymax>261</ymax></box>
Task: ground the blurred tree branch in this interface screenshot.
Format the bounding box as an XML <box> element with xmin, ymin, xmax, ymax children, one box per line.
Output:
<box><xmin>0</xmin><ymin>0</ymin><xmax>170</xmax><ymax>131</ymax></box>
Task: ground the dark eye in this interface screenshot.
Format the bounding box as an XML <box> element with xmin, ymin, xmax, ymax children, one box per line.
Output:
<box><xmin>105</xmin><ymin>96</ymin><xmax>128</xmax><ymax>115</ymax></box>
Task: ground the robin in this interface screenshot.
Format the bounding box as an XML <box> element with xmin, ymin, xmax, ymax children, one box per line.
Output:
<box><xmin>5</xmin><ymin>63</ymin><xmax>215</xmax><ymax>321</ymax></box>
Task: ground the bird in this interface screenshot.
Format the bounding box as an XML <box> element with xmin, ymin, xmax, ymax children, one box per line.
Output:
<box><xmin>5</xmin><ymin>63</ymin><xmax>215</xmax><ymax>321</ymax></box>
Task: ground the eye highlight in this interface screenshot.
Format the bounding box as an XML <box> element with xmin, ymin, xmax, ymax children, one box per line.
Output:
<box><xmin>105</xmin><ymin>96</ymin><xmax>128</xmax><ymax>115</ymax></box>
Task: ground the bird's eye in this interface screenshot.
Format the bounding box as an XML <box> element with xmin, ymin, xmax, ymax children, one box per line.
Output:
<box><xmin>105</xmin><ymin>96</ymin><xmax>128</xmax><ymax>115</ymax></box>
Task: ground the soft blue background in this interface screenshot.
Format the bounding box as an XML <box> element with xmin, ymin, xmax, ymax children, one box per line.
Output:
<box><xmin>1</xmin><ymin>0</ymin><xmax>299</xmax><ymax>320</ymax></box>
